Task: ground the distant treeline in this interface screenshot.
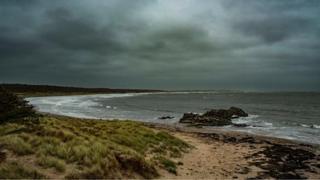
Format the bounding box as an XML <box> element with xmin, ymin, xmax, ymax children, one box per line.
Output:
<box><xmin>0</xmin><ymin>84</ymin><xmax>162</xmax><ymax>95</ymax></box>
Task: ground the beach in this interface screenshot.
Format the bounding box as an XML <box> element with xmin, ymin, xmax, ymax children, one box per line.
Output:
<box><xmin>148</xmin><ymin>123</ymin><xmax>320</xmax><ymax>179</ymax></box>
<box><xmin>1</xmin><ymin>90</ymin><xmax>320</xmax><ymax>179</ymax></box>
<box><xmin>27</xmin><ymin>91</ymin><xmax>320</xmax><ymax>144</ymax></box>
<box><xmin>2</xmin><ymin>0</ymin><xmax>320</xmax><ymax>178</ymax></box>
<box><xmin>24</xmin><ymin>92</ymin><xmax>320</xmax><ymax>178</ymax></box>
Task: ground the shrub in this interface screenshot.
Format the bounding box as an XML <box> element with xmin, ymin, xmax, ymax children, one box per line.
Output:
<box><xmin>0</xmin><ymin>87</ymin><xmax>36</xmax><ymax>124</ymax></box>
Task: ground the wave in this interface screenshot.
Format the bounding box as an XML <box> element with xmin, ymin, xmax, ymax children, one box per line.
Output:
<box><xmin>26</xmin><ymin>93</ymin><xmax>146</xmax><ymax>118</ymax></box>
<box><xmin>312</xmin><ymin>125</ymin><xmax>320</xmax><ymax>129</ymax></box>
<box><xmin>299</xmin><ymin>123</ymin><xmax>320</xmax><ymax>129</ymax></box>
<box><xmin>232</xmin><ymin>114</ymin><xmax>259</xmax><ymax>124</ymax></box>
<box><xmin>26</xmin><ymin>92</ymin><xmax>320</xmax><ymax>144</ymax></box>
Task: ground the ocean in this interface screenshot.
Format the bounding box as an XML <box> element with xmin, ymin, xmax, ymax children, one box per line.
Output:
<box><xmin>27</xmin><ymin>92</ymin><xmax>320</xmax><ymax>144</ymax></box>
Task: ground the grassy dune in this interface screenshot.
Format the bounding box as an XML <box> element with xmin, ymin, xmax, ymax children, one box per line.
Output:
<box><xmin>0</xmin><ymin>115</ymin><xmax>190</xmax><ymax>179</ymax></box>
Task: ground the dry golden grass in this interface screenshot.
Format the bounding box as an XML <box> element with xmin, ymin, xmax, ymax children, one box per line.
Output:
<box><xmin>0</xmin><ymin>115</ymin><xmax>190</xmax><ymax>179</ymax></box>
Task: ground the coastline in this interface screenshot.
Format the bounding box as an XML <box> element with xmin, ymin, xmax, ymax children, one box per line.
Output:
<box><xmin>145</xmin><ymin>122</ymin><xmax>320</xmax><ymax>147</ymax></box>
<box><xmin>40</xmin><ymin>113</ymin><xmax>320</xmax><ymax>179</ymax></box>
<box><xmin>45</xmin><ymin>112</ymin><xmax>319</xmax><ymax>146</ymax></box>
<box><xmin>1</xmin><ymin>111</ymin><xmax>319</xmax><ymax>179</ymax></box>
<box><xmin>26</xmin><ymin>92</ymin><xmax>320</xmax><ymax>145</ymax></box>
<box><xmin>144</xmin><ymin>122</ymin><xmax>320</xmax><ymax>179</ymax></box>
<box><xmin>3</xmin><ymin>89</ymin><xmax>318</xmax><ymax>178</ymax></box>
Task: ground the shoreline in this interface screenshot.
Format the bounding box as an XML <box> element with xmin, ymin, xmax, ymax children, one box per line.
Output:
<box><xmin>40</xmin><ymin>114</ymin><xmax>320</xmax><ymax>178</ymax></box>
<box><xmin>144</xmin><ymin>122</ymin><xmax>320</xmax><ymax>179</ymax></box>
<box><xmin>42</xmin><ymin>112</ymin><xmax>320</xmax><ymax>147</ymax></box>
<box><xmin>1</xmin><ymin>112</ymin><xmax>319</xmax><ymax>179</ymax></box>
<box><xmin>26</xmin><ymin>92</ymin><xmax>320</xmax><ymax>145</ymax></box>
<box><xmin>145</xmin><ymin>122</ymin><xmax>320</xmax><ymax>147</ymax></box>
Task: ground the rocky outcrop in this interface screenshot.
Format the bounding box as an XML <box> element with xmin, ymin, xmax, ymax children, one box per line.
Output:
<box><xmin>179</xmin><ymin>107</ymin><xmax>248</xmax><ymax>126</ymax></box>
<box><xmin>158</xmin><ymin>116</ymin><xmax>174</xmax><ymax>120</ymax></box>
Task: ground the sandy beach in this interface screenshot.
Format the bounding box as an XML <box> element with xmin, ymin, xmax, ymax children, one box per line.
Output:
<box><xmin>2</xmin><ymin>0</ymin><xmax>320</xmax><ymax>178</ymax></box>
<box><xmin>1</xmin><ymin>88</ymin><xmax>320</xmax><ymax>179</ymax></box>
<box><xmin>147</xmin><ymin>123</ymin><xmax>320</xmax><ymax>179</ymax></box>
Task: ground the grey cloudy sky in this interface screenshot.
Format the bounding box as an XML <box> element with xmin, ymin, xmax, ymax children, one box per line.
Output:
<box><xmin>0</xmin><ymin>0</ymin><xmax>319</xmax><ymax>91</ymax></box>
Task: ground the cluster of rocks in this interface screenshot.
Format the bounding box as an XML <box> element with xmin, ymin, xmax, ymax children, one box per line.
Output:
<box><xmin>197</xmin><ymin>132</ymin><xmax>320</xmax><ymax>179</ymax></box>
<box><xmin>179</xmin><ymin>107</ymin><xmax>248</xmax><ymax>126</ymax></box>
<box><xmin>248</xmin><ymin>143</ymin><xmax>320</xmax><ymax>179</ymax></box>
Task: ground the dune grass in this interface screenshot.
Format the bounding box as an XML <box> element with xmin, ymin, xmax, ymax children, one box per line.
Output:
<box><xmin>0</xmin><ymin>115</ymin><xmax>190</xmax><ymax>178</ymax></box>
<box><xmin>154</xmin><ymin>155</ymin><xmax>178</xmax><ymax>174</ymax></box>
<box><xmin>36</xmin><ymin>155</ymin><xmax>66</xmax><ymax>173</ymax></box>
<box><xmin>0</xmin><ymin>162</ymin><xmax>46</xmax><ymax>179</ymax></box>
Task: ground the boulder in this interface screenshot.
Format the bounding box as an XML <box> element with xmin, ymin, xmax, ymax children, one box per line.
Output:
<box><xmin>158</xmin><ymin>116</ymin><xmax>174</xmax><ymax>120</ymax></box>
<box><xmin>179</xmin><ymin>107</ymin><xmax>248</xmax><ymax>126</ymax></box>
<box><xmin>233</xmin><ymin>123</ymin><xmax>248</xmax><ymax>128</ymax></box>
<box><xmin>179</xmin><ymin>113</ymin><xmax>199</xmax><ymax>123</ymax></box>
<box><xmin>229</xmin><ymin>107</ymin><xmax>248</xmax><ymax>118</ymax></box>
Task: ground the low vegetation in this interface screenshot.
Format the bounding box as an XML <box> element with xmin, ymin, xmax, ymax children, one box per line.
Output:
<box><xmin>0</xmin><ymin>162</ymin><xmax>46</xmax><ymax>179</ymax></box>
<box><xmin>1</xmin><ymin>83</ymin><xmax>161</xmax><ymax>97</ymax></box>
<box><xmin>0</xmin><ymin>115</ymin><xmax>190</xmax><ymax>178</ymax></box>
<box><xmin>155</xmin><ymin>156</ymin><xmax>178</xmax><ymax>174</ymax></box>
<box><xmin>0</xmin><ymin>87</ymin><xmax>36</xmax><ymax>123</ymax></box>
<box><xmin>0</xmin><ymin>89</ymin><xmax>190</xmax><ymax>178</ymax></box>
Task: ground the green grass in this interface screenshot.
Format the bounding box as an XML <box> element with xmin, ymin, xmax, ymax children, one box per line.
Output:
<box><xmin>0</xmin><ymin>162</ymin><xmax>45</xmax><ymax>179</ymax></box>
<box><xmin>36</xmin><ymin>155</ymin><xmax>66</xmax><ymax>172</ymax></box>
<box><xmin>155</xmin><ymin>156</ymin><xmax>178</xmax><ymax>174</ymax></box>
<box><xmin>0</xmin><ymin>135</ymin><xmax>34</xmax><ymax>155</ymax></box>
<box><xmin>0</xmin><ymin>115</ymin><xmax>190</xmax><ymax>178</ymax></box>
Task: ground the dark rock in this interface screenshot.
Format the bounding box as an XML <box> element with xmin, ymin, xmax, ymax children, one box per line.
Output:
<box><xmin>203</xmin><ymin>109</ymin><xmax>232</xmax><ymax>119</ymax></box>
<box><xmin>238</xmin><ymin>137</ymin><xmax>256</xmax><ymax>144</ymax></box>
<box><xmin>179</xmin><ymin>107</ymin><xmax>248</xmax><ymax>126</ymax></box>
<box><xmin>233</xmin><ymin>123</ymin><xmax>248</xmax><ymax>128</ymax></box>
<box><xmin>180</xmin><ymin>113</ymin><xmax>198</xmax><ymax>123</ymax></box>
<box><xmin>229</xmin><ymin>107</ymin><xmax>248</xmax><ymax>118</ymax></box>
<box><xmin>247</xmin><ymin>143</ymin><xmax>317</xmax><ymax>179</ymax></box>
<box><xmin>225</xmin><ymin>137</ymin><xmax>237</xmax><ymax>143</ymax></box>
<box><xmin>158</xmin><ymin>116</ymin><xmax>174</xmax><ymax>120</ymax></box>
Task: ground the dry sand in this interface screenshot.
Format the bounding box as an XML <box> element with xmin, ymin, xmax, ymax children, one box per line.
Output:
<box><xmin>150</xmin><ymin>124</ymin><xmax>320</xmax><ymax>179</ymax></box>
<box><xmin>158</xmin><ymin>132</ymin><xmax>264</xmax><ymax>179</ymax></box>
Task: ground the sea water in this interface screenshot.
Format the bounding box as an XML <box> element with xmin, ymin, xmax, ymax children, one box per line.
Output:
<box><xmin>27</xmin><ymin>92</ymin><xmax>320</xmax><ymax>144</ymax></box>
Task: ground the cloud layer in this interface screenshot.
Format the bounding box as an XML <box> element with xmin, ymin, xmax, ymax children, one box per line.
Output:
<box><xmin>1</xmin><ymin>0</ymin><xmax>319</xmax><ymax>91</ymax></box>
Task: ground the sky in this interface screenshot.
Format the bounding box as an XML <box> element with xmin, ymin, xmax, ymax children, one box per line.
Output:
<box><xmin>0</xmin><ymin>0</ymin><xmax>319</xmax><ymax>91</ymax></box>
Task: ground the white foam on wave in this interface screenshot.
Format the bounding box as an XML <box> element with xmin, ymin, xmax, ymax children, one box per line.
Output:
<box><xmin>298</xmin><ymin>123</ymin><xmax>320</xmax><ymax>129</ymax></box>
<box><xmin>261</xmin><ymin>122</ymin><xmax>273</xmax><ymax>127</ymax></box>
<box><xmin>227</xmin><ymin>117</ymin><xmax>320</xmax><ymax>144</ymax></box>
<box><xmin>26</xmin><ymin>93</ymin><xmax>145</xmax><ymax>118</ymax></box>
<box><xmin>232</xmin><ymin>114</ymin><xmax>259</xmax><ymax>124</ymax></box>
<box><xmin>232</xmin><ymin>115</ymin><xmax>276</xmax><ymax>130</ymax></box>
<box><xmin>300</xmin><ymin>124</ymin><xmax>310</xmax><ymax>128</ymax></box>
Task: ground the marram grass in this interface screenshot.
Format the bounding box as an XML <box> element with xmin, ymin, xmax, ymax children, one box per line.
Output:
<box><xmin>0</xmin><ymin>115</ymin><xmax>190</xmax><ymax>179</ymax></box>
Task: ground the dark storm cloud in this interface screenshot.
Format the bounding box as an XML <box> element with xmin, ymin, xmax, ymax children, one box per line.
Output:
<box><xmin>0</xmin><ymin>0</ymin><xmax>319</xmax><ymax>91</ymax></box>
<box><xmin>233</xmin><ymin>16</ymin><xmax>312</xmax><ymax>44</ymax></box>
<box><xmin>41</xmin><ymin>8</ymin><xmax>123</xmax><ymax>54</ymax></box>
